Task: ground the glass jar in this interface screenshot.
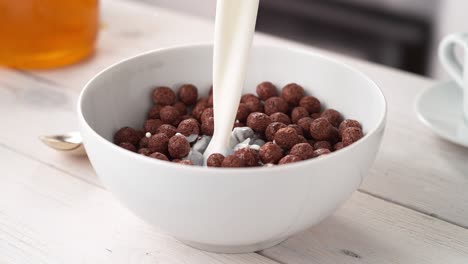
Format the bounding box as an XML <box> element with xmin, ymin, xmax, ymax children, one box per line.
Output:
<box><xmin>0</xmin><ymin>0</ymin><xmax>98</xmax><ymax>69</ymax></box>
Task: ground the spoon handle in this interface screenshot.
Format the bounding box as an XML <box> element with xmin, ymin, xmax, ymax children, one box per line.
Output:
<box><xmin>210</xmin><ymin>0</ymin><xmax>259</xmax><ymax>153</ymax></box>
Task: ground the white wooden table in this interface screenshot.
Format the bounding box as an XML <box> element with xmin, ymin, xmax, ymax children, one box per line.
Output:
<box><xmin>1</xmin><ymin>0</ymin><xmax>468</xmax><ymax>263</ymax></box>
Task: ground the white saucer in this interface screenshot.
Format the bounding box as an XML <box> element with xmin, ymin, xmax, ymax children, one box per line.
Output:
<box><xmin>416</xmin><ymin>81</ymin><xmax>468</xmax><ymax>148</ymax></box>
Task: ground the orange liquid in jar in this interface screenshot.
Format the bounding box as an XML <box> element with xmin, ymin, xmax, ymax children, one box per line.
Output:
<box><xmin>0</xmin><ymin>0</ymin><xmax>98</xmax><ymax>69</ymax></box>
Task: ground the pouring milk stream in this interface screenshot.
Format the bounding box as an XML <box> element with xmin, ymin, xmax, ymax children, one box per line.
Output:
<box><xmin>203</xmin><ymin>0</ymin><xmax>260</xmax><ymax>161</ymax></box>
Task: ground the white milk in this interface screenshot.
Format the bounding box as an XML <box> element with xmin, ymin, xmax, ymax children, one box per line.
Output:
<box><xmin>204</xmin><ymin>0</ymin><xmax>260</xmax><ymax>159</ymax></box>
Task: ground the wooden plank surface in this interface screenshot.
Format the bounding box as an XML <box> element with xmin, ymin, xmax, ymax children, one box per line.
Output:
<box><xmin>260</xmin><ymin>191</ymin><xmax>468</xmax><ymax>264</ymax></box>
<box><xmin>1</xmin><ymin>0</ymin><xmax>466</xmax><ymax>227</ymax></box>
<box><xmin>0</xmin><ymin>147</ymin><xmax>278</xmax><ymax>264</ymax></box>
<box><xmin>357</xmin><ymin>68</ymin><xmax>468</xmax><ymax>228</ymax></box>
<box><xmin>0</xmin><ymin>69</ymin><xmax>99</xmax><ymax>186</ymax></box>
<box><xmin>1</xmin><ymin>146</ymin><xmax>467</xmax><ymax>263</ymax></box>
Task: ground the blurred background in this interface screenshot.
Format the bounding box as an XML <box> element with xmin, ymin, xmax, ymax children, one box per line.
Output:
<box><xmin>140</xmin><ymin>0</ymin><xmax>467</xmax><ymax>79</ymax></box>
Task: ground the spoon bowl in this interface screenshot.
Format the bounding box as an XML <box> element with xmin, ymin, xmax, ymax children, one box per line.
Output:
<box><xmin>39</xmin><ymin>132</ymin><xmax>86</xmax><ymax>155</ymax></box>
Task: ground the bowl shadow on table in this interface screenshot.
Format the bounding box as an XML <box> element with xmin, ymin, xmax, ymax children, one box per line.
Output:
<box><xmin>50</xmin><ymin>150</ymin><xmax>99</xmax><ymax>182</ymax></box>
<box><xmin>261</xmin><ymin>215</ymin><xmax>408</xmax><ymax>261</ymax></box>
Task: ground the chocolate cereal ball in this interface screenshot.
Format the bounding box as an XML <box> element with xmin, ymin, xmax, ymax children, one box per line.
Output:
<box><xmin>297</xmin><ymin>117</ymin><xmax>313</xmax><ymax>139</ymax></box>
<box><xmin>241</xmin><ymin>93</ymin><xmax>260</xmax><ymax>104</ymax></box>
<box><xmin>180</xmin><ymin>114</ymin><xmax>192</xmax><ymax>121</ymax></box>
<box><xmin>278</xmin><ymin>154</ymin><xmax>302</xmax><ymax>165</ymax></box>
<box><xmin>291</xmin><ymin>106</ymin><xmax>309</xmax><ymax>124</ymax></box>
<box><xmin>207</xmin><ymin>153</ymin><xmax>225</xmax><ymax>167</ymax></box>
<box><xmin>256</xmin><ymin>81</ymin><xmax>278</xmax><ymax>100</ymax></box>
<box><xmin>147</xmin><ymin>104</ymin><xmax>164</xmax><ymax>119</ymax></box>
<box><xmin>148</xmin><ymin>133</ymin><xmax>169</xmax><ymax>154</ymax></box>
<box><xmin>236</xmin><ymin>103</ymin><xmax>251</xmax><ymax>122</ymax></box>
<box><xmin>259</xmin><ymin>142</ymin><xmax>283</xmax><ymax>164</ymax></box>
<box><xmin>264</xmin><ymin>96</ymin><xmax>288</xmax><ymax>115</ymax></box>
<box><xmin>339</xmin><ymin>119</ymin><xmax>362</xmax><ymax>136</ymax></box>
<box><xmin>265</xmin><ymin>122</ymin><xmax>287</xmax><ymax>142</ymax></box>
<box><xmin>201</xmin><ymin>117</ymin><xmax>215</xmax><ymax>136</ymax></box>
<box><xmin>177</xmin><ymin>84</ymin><xmax>198</xmax><ymax>105</ymax></box>
<box><xmin>152</xmin><ymin>86</ymin><xmax>176</xmax><ymax>106</ymax></box>
<box><xmin>281</xmin><ymin>83</ymin><xmax>305</xmax><ymax>106</ymax></box>
<box><xmin>168</xmin><ymin>134</ymin><xmax>190</xmax><ymax>159</ymax></box>
<box><xmin>144</xmin><ymin>119</ymin><xmax>163</xmax><ymax>134</ymax></box>
<box><xmin>309</xmin><ymin>118</ymin><xmax>338</xmax><ymax>141</ymax></box>
<box><xmin>149</xmin><ymin>152</ymin><xmax>169</xmax><ymax>161</ymax></box>
<box><xmin>114</xmin><ymin>127</ymin><xmax>141</xmax><ymax>146</ymax></box>
<box><xmin>342</xmin><ymin>127</ymin><xmax>363</xmax><ymax>146</ymax></box>
<box><xmin>222</xmin><ymin>155</ymin><xmax>245</xmax><ymax>167</ymax></box>
<box><xmin>200</xmin><ymin>108</ymin><xmax>214</xmax><ymax>124</ymax></box>
<box><xmin>241</xmin><ymin>93</ymin><xmax>264</xmax><ymax>113</ymax></box>
<box><xmin>289</xmin><ymin>143</ymin><xmax>314</xmax><ymax>160</ymax></box>
<box><xmin>310</xmin><ymin>112</ymin><xmax>321</xmax><ymax>120</ymax></box>
<box><xmin>299</xmin><ymin>96</ymin><xmax>321</xmax><ymax>114</ymax></box>
<box><xmin>312</xmin><ymin>148</ymin><xmax>331</xmax><ymax>158</ymax></box>
<box><xmin>172</xmin><ymin>101</ymin><xmax>187</xmax><ymax>115</ymax></box>
<box><xmin>139</xmin><ymin>137</ymin><xmax>149</xmax><ymax>148</ymax></box>
<box><xmin>274</xmin><ymin>127</ymin><xmax>302</xmax><ymax>150</ymax></box>
<box><xmin>160</xmin><ymin>105</ymin><xmax>181</xmax><ymax>126</ymax></box>
<box><xmin>252</xmin><ymin>102</ymin><xmax>264</xmax><ymax>113</ymax></box>
<box><xmin>157</xmin><ymin>124</ymin><xmax>177</xmax><ymax>138</ymax></box>
<box><xmin>192</xmin><ymin>99</ymin><xmax>210</xmax><ymax>121</ymax></box>
<box><xmin>298</xmin><ymin>135</ymin><xmax>308</xmax><ymax>144</ymax></box>
<box><xmin>334</xmin><ymin>142</ymin><xmax>344</xmax><ymax>151</ymax></box>
<box><xmin>321</xmin><ymin>109</ymin><xmax>343</xmax><ymax>127</ymax></box>
<box><xmin>288</xmin><ymin>124</ymin><xmax>304</xmax><ymax>136</ymax></box>
<box><xmin>119</xmin><ymin>142</ymin><xmax>137</xmax><ymax>152</ymax></box>
<box><xmin>314</xmin><ymin>141</ymin><xmax>332</xmax><ymax>151</ymax></box>
<box><xmin>138</xmin><ymin>148</ymin><xmax>152</xmax><ymax>156</ymax></box>
<box><xmin>270</xmin><ymin>112</ymin><xmax>291</xmax><ymax>125</ymax></box>
<box><xmin>136</xmin><ymin>130</ymin><xmax>145</xmax><ymax>139</ymax></box>
<box><xmin>246</xmin><ymin>112</ymin><xmax>272</xmax><ymax>133</ymax></box>
<box><xmin>234</xmin><ymin>148</ymin><xmax>259</xmax><ymax>167</ymax></box>
<box><xmin>177</xmin><ymin>118</ymin><xmax>200</xmax><ymax>137</ymax></box>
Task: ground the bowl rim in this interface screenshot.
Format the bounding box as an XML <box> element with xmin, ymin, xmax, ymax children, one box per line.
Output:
<box><xmin>77</xmin><ymin>43</ymin><xmax>387</xmax><ymax>174</ymax></box>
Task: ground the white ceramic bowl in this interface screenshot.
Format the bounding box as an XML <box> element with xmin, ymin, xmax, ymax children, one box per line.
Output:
<box><xmin>78</xmin><ymin>44</ymin><xmax>386</xmax><ymax>253</ymax></box>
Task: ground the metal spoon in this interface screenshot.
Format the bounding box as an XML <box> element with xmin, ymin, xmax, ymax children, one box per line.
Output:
<box><xmin>39</xmin><ymin>132</ymin><xmax>87</xmax><ymax>156</ymax></box>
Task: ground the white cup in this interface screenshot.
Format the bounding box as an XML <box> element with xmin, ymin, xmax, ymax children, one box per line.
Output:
<box><xmin>439</xmin><ymin>32</ymin><xmax>468</xmax><ymax>120</ymax></box>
